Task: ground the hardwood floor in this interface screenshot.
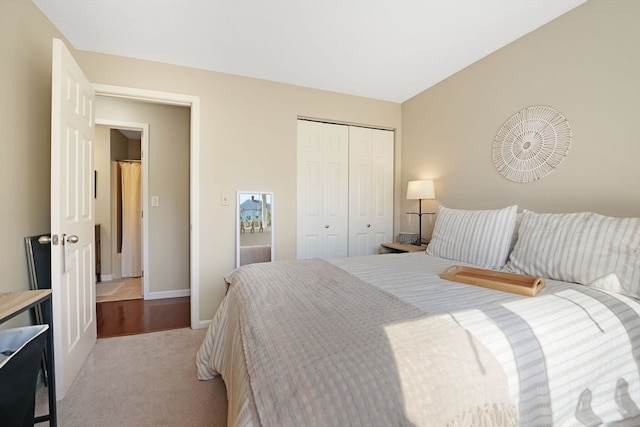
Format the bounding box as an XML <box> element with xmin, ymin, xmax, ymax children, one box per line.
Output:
<box><xmin>97</xmin><ymin>297</ymin><xmax>190</xmax><ymax>339</ymax></box>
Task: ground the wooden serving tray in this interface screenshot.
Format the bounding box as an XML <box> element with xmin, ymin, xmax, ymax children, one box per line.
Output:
<box><xmin>440</xmin><ymin>265</ymin><xmax>545</xmax><ymax>296</ymax></box>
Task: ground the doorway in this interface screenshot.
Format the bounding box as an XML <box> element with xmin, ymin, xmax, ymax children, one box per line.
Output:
<box><xmin>95</xmin><ymin>96</ymin><xmax>191</xmax><ymax>305</ymax></box>
<box><xmin>93</xmin><ymin>84</ymin><xmax>201</xmax><ymax>329</ymax></box>
<box><xmin>95</xmin><ymin>122</ymin><xmax>147</xmax><ymax>301</ymax></box>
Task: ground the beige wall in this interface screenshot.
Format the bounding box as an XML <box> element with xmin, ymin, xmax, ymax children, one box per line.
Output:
<box><xmin>95</xmin><ymin>97</ymin><xmax>191</xmax><ymax>295</ymax></box>
<box><xmin>0</xmin><ymin>0</ymin><xmax>66</xmax><ymax>327</ymax></box>
<box><xmin>94</xmin><ymin>126</ymin><xmax>112</xmax><ymax>275</ymax></box>
<box><xmin>401</xmin><ymin>0</ymin><xmax>640</xmax><ymax>234</ymax></box>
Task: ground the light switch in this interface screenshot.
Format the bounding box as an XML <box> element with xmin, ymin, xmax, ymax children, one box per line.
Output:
<box><xmin>221</xmin><ymin>193</ymin><xmax>230</xmax><ymax>206</ymax></box>
<box><xmin>151</xmin><ymin>196</ymin><xmax>159</xmax><ymax>207</ymax></box>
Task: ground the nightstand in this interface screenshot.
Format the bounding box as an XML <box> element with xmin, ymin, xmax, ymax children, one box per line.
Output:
<box><xmin>380</xmin><ymin>243</ymin><xmax>426</xmax><ymax>253</ymax></box>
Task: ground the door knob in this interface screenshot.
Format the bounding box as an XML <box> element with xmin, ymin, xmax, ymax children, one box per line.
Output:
<box><xmin>325</xmin><ymin>225</ymin><xmax>329</xmax><ymax>228</ymax></box>
<box><xmin>367</xmin><ymin>224</ymin><xmax>371</xmax><ymax>228</ymax></box>
<box><xmin>67</xmin><ymin>235</ymin><xmax>79</xmax><ymax>244</ymax></box>
<box><xmin>38</xmin><ymin>235</ymin><xmax>59</xmax><ymax>245</ymax></box>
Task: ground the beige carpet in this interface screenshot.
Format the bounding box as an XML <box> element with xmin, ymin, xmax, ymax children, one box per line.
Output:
<box><xmin>35</xmin><ymin>328</ymin><xmax>228</xmax><ymax>426</ymax></box>
<box><xmin>96</xmin><ymin>278</ymin><xmax>143</xmax><ymax>303</ymax></box>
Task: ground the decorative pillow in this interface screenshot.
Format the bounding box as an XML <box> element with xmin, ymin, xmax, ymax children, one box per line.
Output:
<box><xmin>426</xmin><ymin>205</ymin><xmax>518</xmax><ymax>270</ymax></box>
<box><xmin>504</xmin><ymin>210</ymin><xmax>640</xmax><ymax>299</ymax></box>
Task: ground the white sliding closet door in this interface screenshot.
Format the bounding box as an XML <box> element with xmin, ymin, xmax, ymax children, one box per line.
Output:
<box><xmin>297</xmin><ymin>120</ymin><xmax>394</xmax><ymax>259</ymax></box>
<box><xmin>297</xmin><ymin>120</ymin><xmax>349</xmax><ymax>259</ymax></box>
<box><xmin>348</xmin><ymin>126</ymin><xmax>394</xmax><ymax>256</ymax></box>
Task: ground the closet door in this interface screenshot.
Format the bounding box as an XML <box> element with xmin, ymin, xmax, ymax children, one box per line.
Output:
<box><xmin>297</xmin><ymin>120</ymin><xmax>349</xmax><ymax>259</ymax></box>
<box><xmin>348</xmin><ymin>126</ymin><xmax>394</xmax><ymax>256</ymax></box>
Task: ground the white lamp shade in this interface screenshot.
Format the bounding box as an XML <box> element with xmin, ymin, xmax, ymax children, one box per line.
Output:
<box><xmin>406</xmin><ymin>179</ymin><xmax>435</xmax><ymax>200</ymax></box>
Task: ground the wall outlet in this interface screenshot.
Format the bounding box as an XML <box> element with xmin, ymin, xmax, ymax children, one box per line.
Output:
<box><xmin>221</xmin><ymin>193</ymin><xmax>230</xmax><ymax>206</ymax></box>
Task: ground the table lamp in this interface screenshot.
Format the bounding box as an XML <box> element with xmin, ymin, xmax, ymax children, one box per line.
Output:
<box><xmin>406</xmin><ymin>179</ymin><xmax>436</xmax><ymax>246</ymax></box>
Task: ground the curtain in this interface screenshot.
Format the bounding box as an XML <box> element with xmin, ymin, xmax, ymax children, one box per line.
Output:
<box><xmin>120</xmin><ymin>162</ymin><xmax>142</xmax><ymax>277</ymax></box>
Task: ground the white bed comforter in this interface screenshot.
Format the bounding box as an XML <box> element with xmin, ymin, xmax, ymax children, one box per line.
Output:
<box><xmin>197</xmin><ymin>253</ymin><xmax>640</xmax><ymax>426</ymax></box>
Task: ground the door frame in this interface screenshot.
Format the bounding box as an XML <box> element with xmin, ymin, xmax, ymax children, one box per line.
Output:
<box><xmin>94</xmin><ymin>84</ymin><xmax>202</xmax><ymax>328</ymax></box>
<box><xmin>95</xmin><ymin>120</ymin><xmax>150</xmax><ymax>299</ymax></box>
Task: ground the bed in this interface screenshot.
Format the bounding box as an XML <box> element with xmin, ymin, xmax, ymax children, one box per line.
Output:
<box><xmin>197</xmin><ymin>206</ymin><xmax>640</xmax><ymax>426</ymax></box>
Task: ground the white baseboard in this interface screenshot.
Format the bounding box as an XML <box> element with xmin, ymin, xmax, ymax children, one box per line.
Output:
<box><xmin>194</xmin><ymin>319</ymin><xmax>211</xmax><ymax>329</ymax></box>
<box><xmin>100</xmin><ymin>274</ymin><xmax>114</xmax><ymax>282</ymax></box>
<box><xmin>145</xmin><ymin>289</ymin><xmax>190</xmax><ymax>300</ymax></box>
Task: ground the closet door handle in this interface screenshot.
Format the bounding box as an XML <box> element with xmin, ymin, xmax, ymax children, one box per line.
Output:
<box><xmin>325</xmin><ymin>225</ymin><xmax>329</xmax><ymax>228</ymax></box>
<box><xmin>366</xmin><ymin>224</ymin><xmax>371</xmax><ymax>228</ymax></box>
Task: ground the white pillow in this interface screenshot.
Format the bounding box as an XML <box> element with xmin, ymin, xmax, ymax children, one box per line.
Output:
<box><xmin>504</xmin><ymin>210</ymin><xmax>640</xmax><ymax>299</ymax></box>
<box><xmin>588</xmin><ymin>273</ymin><xmax>624</xmax><ymax>295</ymax></box>
<box><xmin>426</xmin><ymin>205</ymin><xmax>518</xmax><ymax>270</ymax></box>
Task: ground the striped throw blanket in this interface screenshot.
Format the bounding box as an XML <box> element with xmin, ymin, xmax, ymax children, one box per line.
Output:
<box><xmin>226</xmin><ymin>259</ymin><xmax>517</xmax><ymax>427</ymax></box>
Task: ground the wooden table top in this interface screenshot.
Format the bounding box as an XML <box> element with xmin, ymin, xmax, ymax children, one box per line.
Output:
<box><xmin>0</xmin><ymin>290</ymin><xmax>52</xmax><ymax>323</ymax></box>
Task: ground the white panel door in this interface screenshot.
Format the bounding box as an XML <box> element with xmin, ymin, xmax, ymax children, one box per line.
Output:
<box><xmin>348</xmin><ymin>126</ymin><xmax>394</xmax><ymax>256</ymax></box>
<box><xmin>50</xmin><ymin>38</ymin><xmax>97</xmax><ymax>399</ymax></box>
<box><xmin>297</xmin><ymin>120</ymin><xmax>349</xmax><ymax>259</ymax></box>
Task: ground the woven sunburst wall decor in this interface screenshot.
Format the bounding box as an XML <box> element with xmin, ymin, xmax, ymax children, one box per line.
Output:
<box><xmin>492</xmin><ymin>105</ymin><xmax>572</xmax><ymax>183</ymax></box>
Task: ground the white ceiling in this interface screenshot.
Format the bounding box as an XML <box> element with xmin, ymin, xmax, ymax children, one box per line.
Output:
<box><xmin>33</xmin><ymin>0</ymin><xmax>586</xmax><ymax>103</ymax></box>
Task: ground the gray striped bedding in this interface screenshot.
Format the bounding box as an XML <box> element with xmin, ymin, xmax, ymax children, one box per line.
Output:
<box><xmin>197</xmin><ymin>252</ymin><xmax>640</xmax><ymax>426</ymax></box>
<box><xmin>504</xmin><ymin>210</ymin><xmax>640</xmax><ymax>300</ymax></box>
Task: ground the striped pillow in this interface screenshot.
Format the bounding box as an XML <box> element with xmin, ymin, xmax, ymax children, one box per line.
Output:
<box><xmin>426</xmin><ymin>205</ymin><xmax>518</xmax><ymax>270</ymax></box>
<box><xmin>505</xmin><ymin>210</ymin><xmax>640</xmax><ymax>299</ymax></box>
